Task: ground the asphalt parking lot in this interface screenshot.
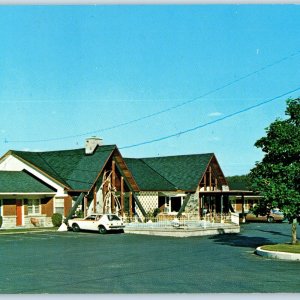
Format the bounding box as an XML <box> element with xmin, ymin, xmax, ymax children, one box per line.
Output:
<box><xmin>0</xmin><ymin>222</ymin><xmax>299</xmax><ymax>294</ymax></box>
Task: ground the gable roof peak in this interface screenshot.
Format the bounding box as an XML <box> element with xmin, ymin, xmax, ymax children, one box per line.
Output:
<box><xmin>8</xmin><ymin>144</ymin><xmax>118</xmax><ymax>191</ymax></box>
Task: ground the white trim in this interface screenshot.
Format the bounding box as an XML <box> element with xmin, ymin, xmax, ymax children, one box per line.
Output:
<box><xmin>21</xmin><ymin>199</ymin><xmax>25</xmax><ymax>225</ymax></box>
<box><xmin>0</xmin><ymin>155</ymin><xmax>66</xmax><ymax>197</ymax></box>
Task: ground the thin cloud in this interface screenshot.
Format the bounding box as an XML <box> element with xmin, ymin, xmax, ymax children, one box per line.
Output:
<box><xmin>208</xmin><ymin>136</ymin><xmax>221</xmax><ymax>142</ymax></box>
<box><xmin>208</xmin><ymin>112</ymin><xmax>222</xmax><ymax>117</ymax></box>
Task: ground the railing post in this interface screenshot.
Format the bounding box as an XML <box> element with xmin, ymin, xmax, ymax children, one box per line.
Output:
<box><xmin>221</xmin><ymin>195</ymin><xmax>223</xmax><ymax>223</ymax></box>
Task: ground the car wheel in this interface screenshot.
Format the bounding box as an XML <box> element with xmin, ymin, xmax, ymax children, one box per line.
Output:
<box><xmin>72</xmin><ymin>223</ymin><xmax>80</xmax><ymax>232</ymax></box>
<box><xmin>99</xmin><ymin>226</ymin><xmax>107</xmax><ymax>234</ymax></box>
<box><xmin>267</xmin><ymin>216</ymin><xmax>274</xmax><ymax>223</ymax></box>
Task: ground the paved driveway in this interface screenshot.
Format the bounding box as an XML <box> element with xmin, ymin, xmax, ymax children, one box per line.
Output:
<box><xmin>0</xmin><ymin>223</ymin><xmax>299</xmax><ymax>293</ymax></box>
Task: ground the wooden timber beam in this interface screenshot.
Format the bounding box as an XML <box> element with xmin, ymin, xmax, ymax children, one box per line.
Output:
<box><xmin>204</xmin><ymin>172</ymin><xmax>207</xmax><ymax>191</ymax></box>
<box><xmin>129</xmin><ymin>191</ymin><xmax>133</xmax><ymax>220</ymax></box>
<box><xmin>112</xmin><ymin>160</ymin><xmax>116</xmax><ymax>213</ymax></box>
<box><xmin>93</xmin><ymin>186</ymin><xmax>96</xmax><ymax>213</ymax></box>
<box><xmin>209</xmin><ymin>166</ymin><xmax>212</xmax><ymax>190</ymax></box>
<box><xmin>63</xmin><ymin>192</ymin><xmax>85</xmax><ymax>224</ymax></box>
<box><xmin>121</xmin><ymin>176</ymin><xmax>124</xmax><ymax>217</ymax></box>
<box><xmin>114</xmin><ymin>160</ymin><xmax>146</xmax><ymax>217</ymax></box>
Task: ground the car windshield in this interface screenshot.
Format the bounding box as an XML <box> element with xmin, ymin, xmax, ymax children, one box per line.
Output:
<box><xmin>272</xmin><ymin>209</ymin><xmax>283</xmax><ymax>214</ymax></box>
<box><xmin>107</xmin><ymin>215</ymin><xmax>121</xmax><ymax>221</ymax></box>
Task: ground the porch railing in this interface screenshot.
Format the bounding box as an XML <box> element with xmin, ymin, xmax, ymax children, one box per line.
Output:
<box><xmin>123</xmin><ymin>212</ymin><xmax>239</xmax><ymax>229</ymax></box>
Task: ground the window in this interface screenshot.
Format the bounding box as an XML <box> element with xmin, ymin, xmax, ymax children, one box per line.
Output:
<box><xmin>28</xmin><ymin>199</ymin><xmax>40</xmax><ymax>215</ymax></box>
<box><xmin>85</xmin><ymin>215</ymin><xmax>97</xmax><ymax>220</ymax></box>
<box><xmin>54</xmin><ymin>198</ymin><xmax>64</xmax><ymax>215</ymax></box>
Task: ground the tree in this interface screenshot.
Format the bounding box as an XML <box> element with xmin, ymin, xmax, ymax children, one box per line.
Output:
<box><xmin>226</xmin><ymin>175</ymin><xmax>251</xmax><ymax>190</ymax></box>
<box><xmin>249</xmin><ymin>98</ymin><xmax>300</xmax><ymax>244</ymax></box>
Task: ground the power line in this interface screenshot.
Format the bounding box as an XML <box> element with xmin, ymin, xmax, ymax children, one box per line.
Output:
<box><xmin>5</xmin><ymin>49</ymin><xmax>300</xmax><ymax>144</ymax></box>
<box><xmin>119</xmin><ymin>86</ymin><xmax>300</xmax><ymax>150</ymax></box>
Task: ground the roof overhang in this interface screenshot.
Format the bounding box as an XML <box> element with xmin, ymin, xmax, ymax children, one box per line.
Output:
<box><xmin>199</xmin><ymin>190</ymin><xmax>256</xmax><ymax>196</ymax></box>
<box><xmin>4</xmin><ymin>152</ymin><xmax>69</xmax><ymax>190</ymax></box>
<box><xmin>113</xmin><ymin>149</ymin><xmax>140</xmax><ymax>192</ymax></box>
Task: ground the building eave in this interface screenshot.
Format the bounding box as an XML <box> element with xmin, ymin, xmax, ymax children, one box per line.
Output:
<box><xmin>11</xmin><ymin>153</ymin><xmax>70</xmax><ymax>190</ymax></box>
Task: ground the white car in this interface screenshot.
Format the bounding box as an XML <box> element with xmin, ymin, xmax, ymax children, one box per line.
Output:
<box><xmin>68</xmin><ymin>213</ymin><xmax>125</xmax><ymax>234</ymax></box>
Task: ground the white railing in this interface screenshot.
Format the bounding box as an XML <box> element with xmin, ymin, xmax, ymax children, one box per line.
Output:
<box><xmin>124</xmin><ymin>213</ymin><xmax>238</xmax><ymax>229</ymax></box>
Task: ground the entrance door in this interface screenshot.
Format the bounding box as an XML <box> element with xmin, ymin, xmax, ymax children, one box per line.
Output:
<box><xmin>16</xmin><ymin>200</ymin><xmax>23</xmax><ymax>226</ymax></box>
<box><xmin>170</xmin><ymin>197</ymin><xmax>182</xmax><ymax>212</ymax></box>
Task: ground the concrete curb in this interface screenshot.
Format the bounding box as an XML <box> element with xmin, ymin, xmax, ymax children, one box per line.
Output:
<box><xmin>256</xmin><ymin>246</ymin><xmax>300</xmax><ymax>261</ymax></box>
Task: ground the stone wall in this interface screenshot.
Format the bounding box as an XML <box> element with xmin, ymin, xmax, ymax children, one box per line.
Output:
<box><xmin>1</xmin><ymin>215</ymin><xmax>53</xmax><ymax>229</ymax></box>
<box><xmin>184</xmin><ymin>193</ymin><xmax>199</xmax><ymax>217</ymax></box>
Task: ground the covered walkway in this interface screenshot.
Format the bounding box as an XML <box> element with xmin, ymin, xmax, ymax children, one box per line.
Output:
<box><xmin>199</xmin><ymin>190</ymin><xmax>255</xmax><ymax>223</ymax></box>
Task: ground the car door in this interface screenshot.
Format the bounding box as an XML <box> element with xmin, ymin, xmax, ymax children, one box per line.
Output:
<box><xmin>80</xmin><ymin>215</ymin><xmax>98</xmax><ymax>230</ymax></box>
<box><xmin>257</xmin><ymin>214</ymin><xmax>267</xmax><ymax>222</ymax></box>
<box><xmin>246</xmin><ymin>213</ymin><xmax>256</xmax><ymax>222</ymax></box>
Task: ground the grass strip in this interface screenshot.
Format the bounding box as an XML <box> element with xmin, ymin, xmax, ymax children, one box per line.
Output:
<box><xmin>0</xmin><ymin>227</ymin><xmax>58</xmax><ymax>234</ymax></box>
<box><xmin>261</xmin><ymin>243</ymin><xmax>300</xmax><ymax>254</ymax></box>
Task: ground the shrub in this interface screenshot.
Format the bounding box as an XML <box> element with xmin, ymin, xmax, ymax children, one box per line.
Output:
<box><xmin>145</xmin><ymin>208</ymin><xmax>161</xmax><ymax>222</ymax></box>
<box><xmin>153</xmin><ymin>208</ymin><xmax>161</xmax><ymax>217</ymax></box>
<box><xmin>74</xmin><ymin>210</ymin><xmax>84</xmax><ymax>218</ymax></box>
<box><xmin>51</xmin><ymin>213</ymin><xmax>63</xmax><ymax>227</ymax></box>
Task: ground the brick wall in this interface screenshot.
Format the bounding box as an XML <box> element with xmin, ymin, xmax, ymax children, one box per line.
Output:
<box><xmin>3</xmin><ymin>200</ymin><xmax>16</xmax><ymax>216</ymax></box>
<box><xmin>41</xmin><ymin>198</ymin><xmax>54</xmax><ymax>217</ymax></box>
<box><xmin>64</xmin><ymin>196</ymin><xmax>73</xmax><ymax>216</ymax></box>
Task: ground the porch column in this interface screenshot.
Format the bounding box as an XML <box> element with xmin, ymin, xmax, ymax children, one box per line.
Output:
<box><xmin>83</xmin><ymin>196</ymin><xmax>88</xmax><ymax>217</ymax></box>
<box><xmin>199</xmin><ymin>193</ymin><xmax>202</xmax><ymax>219</ymax></box>
<box><xmin>242</xmin><ymin>193</ymin><xmax>246</xmax><ymax>223</ymax></box>
<box><xmin>221</xmin><ymin>195</ymin><xmax>223</xmax><ymax>223</ymax></box>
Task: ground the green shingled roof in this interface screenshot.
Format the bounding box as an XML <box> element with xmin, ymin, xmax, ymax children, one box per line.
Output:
<box><xmin>11</xmin><ymin>145</ymin><xmax>116</xmax><ymax>191</ymax></box>
<box><xmin>0</xmin><ymin>171</ymin><xmax>56</xmax><ymax>193</ymax></box>
<box><xmin>124</xmin><ymin>158</ymin><xmax>176</xmax><ymax>191</ymax></box>
<box><xmin>124</xmin><ymin>153</ymin><xmax>214</xmax><ymax>192</ymax></box>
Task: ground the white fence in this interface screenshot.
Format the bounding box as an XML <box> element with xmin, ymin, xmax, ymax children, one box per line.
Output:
<box><xmin>124</xmin><ymin>212</ymin><xmax>239</xmax><ymax>229</ymax></box>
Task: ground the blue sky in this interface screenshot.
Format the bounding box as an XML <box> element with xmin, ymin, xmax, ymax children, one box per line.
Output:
<box><xmin>0</xmin><ymin>5</ymin><xmax>300</xmax><ymax>176</ymax></box>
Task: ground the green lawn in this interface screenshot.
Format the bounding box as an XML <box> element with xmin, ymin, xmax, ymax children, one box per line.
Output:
<box><xmin>0</xmin><ymin>227</ymin><xmax>58</xmax><ymax>234</ymax></box>
<box><xmin>261</xmin><ymin>243</ymin><xmax>300</xmax><ymax>254</ymax></box>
